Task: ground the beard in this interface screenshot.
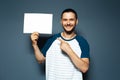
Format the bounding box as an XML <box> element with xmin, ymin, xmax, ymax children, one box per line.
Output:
<box><xmin>63</xmin><ymin>24</ymin><xmax>76</xmax><ymax>34</ymax></box>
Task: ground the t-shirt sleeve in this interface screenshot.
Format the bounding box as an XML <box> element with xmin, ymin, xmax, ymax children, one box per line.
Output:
<box><xmin>76</xmin><ymin>36</ymin><xmax>90</xmax><ymax>58</ymax></box>
<box><xmin>41</xmin><ymin>34</ymin><xmax>60</xmax><ymax>57</ymax></box>
<box><xmin>41</xmin><ymin>38</ymin><xmax>52</xmax><ymax>57</ymax></box>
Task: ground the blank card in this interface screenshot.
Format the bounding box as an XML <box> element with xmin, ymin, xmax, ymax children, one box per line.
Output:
<box><xmin>23</xmin><ymin>13</ymin><xmax>53</xmax><ymax>34</ymax></box>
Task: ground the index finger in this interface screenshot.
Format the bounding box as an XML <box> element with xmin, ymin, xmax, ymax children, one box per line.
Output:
<box><xmin>57</xmin><ymin>38</ymin><xmax>65</xmax><ymax>43</ymax></box>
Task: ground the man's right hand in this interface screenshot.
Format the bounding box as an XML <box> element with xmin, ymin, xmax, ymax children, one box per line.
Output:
<box><xmin>30</xmin><ymin>32</ymin><xmax>39</xmax><ymax>45</ymax></box>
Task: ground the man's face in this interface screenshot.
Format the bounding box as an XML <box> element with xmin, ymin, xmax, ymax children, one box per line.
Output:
<box><xmin>61</xmin><ymin>12</ymin><xmax>78</xmax><ymax>33</ymax></box>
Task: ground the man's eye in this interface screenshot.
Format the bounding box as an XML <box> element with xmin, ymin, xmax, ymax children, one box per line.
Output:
<box><xmin>63</xmin><ymin>19</ymin><xmax>67</xmax><ymax>21</ymax></box>
<box><xmin>70</xmin><ymin>19</ymin><xmax>74</xmax><ymax>21</ymax></box>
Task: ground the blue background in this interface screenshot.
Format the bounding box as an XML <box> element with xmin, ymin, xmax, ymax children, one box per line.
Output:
<box><xmin>0</xmin><ymin>0</ymin><xmax>120</xmax><ymax>80</ymax></box>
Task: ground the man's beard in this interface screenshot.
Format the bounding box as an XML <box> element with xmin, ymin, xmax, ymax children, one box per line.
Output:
<box><xmin>63</xmin><ymin>25</ymin><xmax>76</xmax><ymax>34</ymax></box>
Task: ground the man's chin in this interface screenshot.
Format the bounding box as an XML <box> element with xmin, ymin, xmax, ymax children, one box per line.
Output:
<box><xmin>65</xmin><ymin>30</ymin><xmax>74</xmax><ymax>34</ymax></box>
<box><xmin>63</xmin><ymin>27</ymin><xmax>75</xmax><ymax>34</ymax></box>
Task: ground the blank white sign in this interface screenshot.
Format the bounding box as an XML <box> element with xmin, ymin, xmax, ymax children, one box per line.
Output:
<box><xmin>23</xmin><ymin>13</ymin><xmax>53</xmax><ymax>34</ymax></box>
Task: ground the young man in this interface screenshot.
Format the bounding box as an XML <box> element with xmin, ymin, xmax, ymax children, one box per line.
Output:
<box><xmin>31</xmin><ymin>8</ymin><xmax>90</xmax><ymax>80</ymax></box>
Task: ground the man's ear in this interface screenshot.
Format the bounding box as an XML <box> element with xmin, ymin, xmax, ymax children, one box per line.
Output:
<box><xmin>76</xmin><ymin>19</ymin><xmax>78</xmax><ymax>25</ymax></box>
<box><xmin>60</xmin><ymin>20</ymin><xmax>62</xmax><ymax>24</ymax></box>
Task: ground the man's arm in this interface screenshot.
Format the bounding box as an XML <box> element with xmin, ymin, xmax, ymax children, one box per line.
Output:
<box><xmin>58</xmin><ymin>38</ymin><xmax>89</xmax><ymax>73</ymax></box>
<box><xmin>31</xmin><ymin>32</ymin><xmax>45</xmax><ymax>64</ymax></box>
<box><xmin>65</xmin><ymin>50</ymin><xmax>89</xmax><ymax>73</ymax></box>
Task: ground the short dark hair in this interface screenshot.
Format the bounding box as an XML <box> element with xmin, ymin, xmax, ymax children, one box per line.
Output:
<box><xmin>61</xmin><ymin>8</ymin><xmax>78</xmax><ymax>19</ymax></box>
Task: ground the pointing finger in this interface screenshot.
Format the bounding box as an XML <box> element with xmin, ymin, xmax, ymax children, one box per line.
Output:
<box><xmin>57</xmin><ymin>38</ymin><xmax>65</xmax><ymax>43</ymax></box>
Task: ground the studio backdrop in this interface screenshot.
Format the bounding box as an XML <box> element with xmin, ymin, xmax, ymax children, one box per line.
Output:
<box><xmin>0</xmin><ymin>0</ymin><xmax>120</xmax><ymax>80</ymax></box>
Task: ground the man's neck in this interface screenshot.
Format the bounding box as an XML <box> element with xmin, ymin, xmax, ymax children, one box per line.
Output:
<box><xmin>61</xmin><ymin>32</ymin><xmax>76</xmax><ymax>39</ymax></box>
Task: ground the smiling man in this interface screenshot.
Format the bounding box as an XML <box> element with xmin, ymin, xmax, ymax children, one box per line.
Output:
<box><xmin>31</xmin><ymin>8</ymin><xmax>90</xmax><ymax>80</ymax></box>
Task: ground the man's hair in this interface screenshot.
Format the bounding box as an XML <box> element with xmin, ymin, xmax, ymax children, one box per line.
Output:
<box><xmin>61</xmin><ymin>8</ymin><xmax>78</xmax><ymax>19</ymax></box>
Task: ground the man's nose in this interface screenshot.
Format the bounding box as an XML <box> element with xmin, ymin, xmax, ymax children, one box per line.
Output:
<box><xmin>67</xmin><ymin>21</ymin><xmax>70</xmax><ymax>25</ymax></box>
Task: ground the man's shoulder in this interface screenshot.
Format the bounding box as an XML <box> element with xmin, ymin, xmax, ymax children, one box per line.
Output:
<box><xmin>75</xmin><ymin>35</ymin><xmax>89</xmax><ymax>45</ymax></box>
<box><xmin>76</xmin><ymin>35</ymin><xmax>86</xmax><ymax>41</ymax></box>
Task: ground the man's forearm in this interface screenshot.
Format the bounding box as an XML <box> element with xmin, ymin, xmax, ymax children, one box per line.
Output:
<box><xmin>32</xmin><ymin>44</ymin><xmax>45</xmax><ymax>64</ymax></box>
<box><xmin>67</xmin><ymin>49</ymin><xmax>89</xmax><ymax>73</ymax></box>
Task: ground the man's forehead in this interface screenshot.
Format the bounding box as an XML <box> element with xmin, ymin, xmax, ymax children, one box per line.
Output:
<box><xmin>62</xmin><ymin>12</ymin><xmax>76</xmax><ymax>18</ymax></box>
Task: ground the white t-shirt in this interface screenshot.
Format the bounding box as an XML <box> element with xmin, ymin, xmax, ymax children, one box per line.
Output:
<box><xmin>41</xmin><ymin>33</ymin><xmax>90</xmax><ymax>80</ymax></box>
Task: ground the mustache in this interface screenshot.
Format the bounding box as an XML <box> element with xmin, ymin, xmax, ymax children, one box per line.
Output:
<box><xmin>66</xmin><ymin>24</ymin><xmax>72</xmax><ymax>26</ymax></box>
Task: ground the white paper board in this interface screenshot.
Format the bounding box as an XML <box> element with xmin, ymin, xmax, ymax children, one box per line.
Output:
<box><xmin>23</xmin><ymin>13</ymin><xmax>53</xmax><ymax>34</ymax></box>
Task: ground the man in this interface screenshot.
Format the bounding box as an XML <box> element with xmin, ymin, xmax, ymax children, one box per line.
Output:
<box><xmin>31</xmin><ymin>8</ymin><xmax>90</xmax><ymax>80</ymax></box>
